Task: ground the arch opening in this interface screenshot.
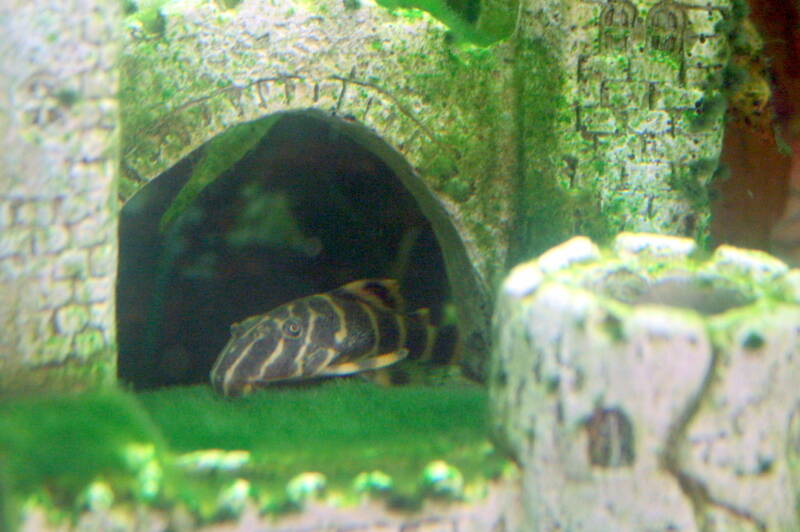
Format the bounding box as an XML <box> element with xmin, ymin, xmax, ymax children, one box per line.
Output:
<box><xmin>117</xmin><ymin>111</ymin><xmax>454</xmax><ymax>389</ymax></box>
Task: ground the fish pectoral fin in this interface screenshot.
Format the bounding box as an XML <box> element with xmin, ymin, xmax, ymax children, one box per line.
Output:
<box><xmin>321</xmin><ymin>349</ymin><xmax>409</xmax><ymax>377</ymax></box>
<box><xmin>302</xmin><ymin>347</ymin><xmax>338</xmax><ymax>377</ymax></box>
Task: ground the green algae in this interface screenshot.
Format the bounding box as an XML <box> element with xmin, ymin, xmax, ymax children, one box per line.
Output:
<box><xmin>158</xmin><ymin>116</ymin><xmax>279</xmax><ymax>232</ymax></box>
<box><xmin>136</xmin><ymin>8</ymin><xmax>167</xmax><ymax>37</ymax></box>
<box><xmin>0</xmin><ymin>347</ymin><xmax>117</xmax><ymax>400</ymax></box>
<box><xmin>512</xmin><ymin>38</ymin><xmax>588</xmax><ymax>263</ymax></box>
<box><xmin>376</xmin><ymin>0</ymin><xmax>514</xmax><ymax>45</ymax></box>
<box><xmin>216</xmin><ymin>0</ymin><xmax>244</xmax><ymax>9</ymax></box>
<box><xmin>687</xmin><ymin>92</ymin><xmax>727</xmax><ymax>133</ymax></box>
<box><xmin>74</xmin><ymin>329</ymin><xmax>106</xmax><ymax>361</ymax></box>
<box><xmin>668</xmin><ymin>159</ymin><xmax>726</xmax><ymax>247</ymax></box>
<box><xmin>0</xmin><ymin>390</ymin><xmax>166</xmax><ymax>505</ymax></box>
<box><xmin>119</xmin><ymin>16</ymin><xmax>253</xmax><ymax>196</ymax></box>
<box><xmin>512</xmin><ymin>48</ymin><xmax>564</xmax><ymax>259</ymax></box>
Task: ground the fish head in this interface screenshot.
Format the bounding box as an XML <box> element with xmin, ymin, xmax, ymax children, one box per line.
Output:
<box><xmin>210</xmin><ymin>303</ymin><xmax>319</xmax><ymax>397</ymax></box>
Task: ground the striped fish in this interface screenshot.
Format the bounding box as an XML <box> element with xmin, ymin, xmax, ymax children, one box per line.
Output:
<box><xmin>210</xmin><ymin>279</ymin><xmax>450</xmax><ymax>397</ymax></box>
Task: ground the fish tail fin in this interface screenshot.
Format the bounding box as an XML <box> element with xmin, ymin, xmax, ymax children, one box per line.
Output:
<box><xmin>404</xmin><ymin>308</ymin><xmax>436</xmax><ymax>362</ymax></box>
<box><xmin>408</xmin><ymin>307</ymin><xmax>459</xmax><ymax>365</ymax></box>
<box><xmin>360</xmin><ymin>302</ymin><xmax>462</xmax><ymax>387</ymax></box>
<box><xmin>360</xmin><ymin>322</ymin><xmax>461</xmax><ymax>387</ymax></box>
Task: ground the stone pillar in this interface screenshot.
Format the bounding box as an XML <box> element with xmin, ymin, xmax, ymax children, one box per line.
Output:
<box><xmin>491</xmin><ymin>233</ymin><xmax>800</xmax><ymax>530</ymax></box>
<box><xmin>514</xmin><ymin>0</ymin><xmax>734</xmax><ymax>257</ymax></box>
<box><xmin>0</xmin><ymin>0</ymin><xmax>120</xmax><ymax>394</ymax></box>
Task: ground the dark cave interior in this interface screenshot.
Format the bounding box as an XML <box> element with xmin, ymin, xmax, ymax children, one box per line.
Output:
<box><xmin>117</xmin><ymin>113</ymin><xmax>450</xmax><ymax>389</ymax></box>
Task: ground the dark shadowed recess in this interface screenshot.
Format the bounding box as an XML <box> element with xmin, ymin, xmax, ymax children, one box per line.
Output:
<box><xmin>117</xmin><ymin>112</ymin><xmax>450</xmax><ymax>389</ymax></box>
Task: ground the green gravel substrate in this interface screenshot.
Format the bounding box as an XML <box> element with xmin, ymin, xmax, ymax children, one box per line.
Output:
<box><xmin>138</xmin><ymin>381</ymin><xmax>501</xmax><ymax>513</ymax></box>
<box><xmin>0</xmin><ymin>380</ymin><xmax>504</xmax><ymax>524</ymax></box>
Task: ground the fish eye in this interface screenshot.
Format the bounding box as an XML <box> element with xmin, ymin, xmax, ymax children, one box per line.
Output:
<box><xmin>282</xmin><ymin>318</ymin><xmax>303</xmax><ymax>338</ymax></box>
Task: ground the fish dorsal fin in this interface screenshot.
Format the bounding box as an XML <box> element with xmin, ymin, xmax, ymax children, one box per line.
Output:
<box><xmin>338</xmin><ymin>279</ymin><xmax>405</xmax><ymax>312</ymax></box>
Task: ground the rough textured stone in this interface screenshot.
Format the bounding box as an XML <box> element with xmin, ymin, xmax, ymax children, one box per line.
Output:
<box><xmin>0</xmin><ymin>0</ymin><xmax>119</xmax><ymax>393</ymax></box>
<box><xmin>54</xmin><ymin>305</ymin><xmax>90</xmax><ymax>336</ymax></box>
<box><xmin>0</xmin><ymin>227</ymin><xmax>34</xmax><ymax>259</ymax></box>
<box><xmin>0</xmin><ymin>1</ymin><xmax>767</xmax><ymax>529</ymax></box>
<box><xmin>34</xmin><ymin>226</ymin><xmax>71</xmax><ymax>255</ymax></box>
<box><xmin>89</xmin><ymin>302</ymin><xmax>114</xmax><ymax>333</ymax></box>
<box><xmin>53</xmin><ymin>249</ymin><xmax>90</xmax><ymax>281</ymax></box>
<box><xmin>72</xmin><ymin>215</ymin><xmax>107</xmax><ymax>248</ymax></box>
<box><xmin>47</xmin><ymin>280</ymin><xmax>74</xmax><ymax>309</ymax></box>
<box><xmin>88</xmin><ymin>244</ymin><xmax>116</xmax><ymax>277</ymax></box>
<box><xmin>629</xmin><ymin>110</ymin><xmax>673</xmax><ymax>135</ymax></box>
<box><xmin>115</xmin><ymin>0</ymin><xmax>737</xmax><ymax>379</ymax></box>
<box><xmin>0</xmin><ymin>201</ymin><xmax>12</xmax><ymax>228</ymax></box>
<box><xmin>75</xmin><ymin>277</ymin><xmax>113</xmax><ymax>304</ymax></box>
<box><xmin>491</xmin><ymin>234</ymin><xmax>800</xmax><ymax>531</ymax></box>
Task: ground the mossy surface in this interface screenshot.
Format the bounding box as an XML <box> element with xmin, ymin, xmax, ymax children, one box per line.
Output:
<box><xmin>0</xmin><ymin>381</ymin><xmax>503</xmax><ymax>523</ymax></box>
<box><xmin>376</xmin><ymin>0</ymin><xmax>510</xmax><ymax>44</ymax></box>
<box><xmin>0</xmin><ymin>349</ymin><xmax>117</xmax><ymax>399</ymax></box>
<box><xmin>139</xmin><ymin>381</ymin><xmax>499</xmax><ymax>513</ymax></box>
<box><xmin>0</xmin><ymin>390</ymin><xmax>165</xmax><ymax>506</ymax></box>
<box><xmin>158</xmin><ymin>115</ymin><xmax>280</xmax><ymax>232</ymax></box>
<box><xmin>140</xmin><ymin>382</ymin><xmax>486</xmax><ymax>454</ymax></box>
<box><xmin>511</xmin><ymin>37</ymin><xmax>616</xmax><ymax>264</ymax></box>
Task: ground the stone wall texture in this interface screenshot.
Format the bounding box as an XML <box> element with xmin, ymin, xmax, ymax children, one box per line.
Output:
<box><xmin>0</xmin><ymin>0</ymin><xmax>120</xmax><ymax>393</ymax></box>
<box><xmin>118</xmin><ymin>0</ymin><xmax>736</xmax><ymax>380</ymax></box>
<box><xmin>0</xmin><ymin>0</ymin><xmax>737</xmax><ymax>387</ymax></box>
<box><xmin>519</xmin><ymin>0</ymin><xmax>732</xmax><ymax>248</ymax></box>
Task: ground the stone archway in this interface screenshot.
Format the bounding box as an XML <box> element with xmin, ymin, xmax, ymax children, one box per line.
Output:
<box><xmin>117</xmin><ymin>109</ymin><xmax>478</xmax><ymax>388</ymax></box>
<box><xmin>119</xmin><ymin>1</ymin><xmax>516</xmax><ymax>380</ymax></box>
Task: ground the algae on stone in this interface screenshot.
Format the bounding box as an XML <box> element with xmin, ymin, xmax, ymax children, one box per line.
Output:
<box><xmin>0</xmin><ymin>0</ymin><xmax>121</xmax><ymax>395</ymax></box>
<box><xmin>492</xmin><ymin>234</ymin><xmax>800</xmax><ymax>530</ymax></box>
<box><xmin>117</xmin><ymin>0</ymin><xmax>742</xmax><ymax>381</ymax></box>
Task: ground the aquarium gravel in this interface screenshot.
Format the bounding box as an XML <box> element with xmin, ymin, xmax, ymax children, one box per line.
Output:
<box><xmin>0</xmin><ymin>380</ymin><xmax>506</xmax><ymax>524</ymax></box>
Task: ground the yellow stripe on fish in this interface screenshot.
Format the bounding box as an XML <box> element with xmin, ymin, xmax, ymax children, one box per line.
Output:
<box><xmin>210</xmin><ymin>279</ymin><xmax>452</xmax><ymax>397</ymax></box>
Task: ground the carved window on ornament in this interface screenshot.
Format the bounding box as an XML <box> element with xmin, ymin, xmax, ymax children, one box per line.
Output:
<box><xmin>600</xmin><ymin>0</ymin><xmax>638</xmax><ymax>52</ymax></box>
<box><xmin>647</xmin><ymin>1</ymin><xmax>686</xmax><ymax>55</ymax></box>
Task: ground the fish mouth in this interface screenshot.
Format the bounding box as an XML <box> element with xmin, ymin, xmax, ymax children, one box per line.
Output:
<box><xmin>214</xmin><ymin>381</ymin><xmax>252</xmax><ymax>398</ymax></box>
<box><xmin>210</xmin><ymin>370</ymin><xmax>251</xmax><ymax>398</ymax></box>
<box><xmin>211</xmin><ymin>368</ymin><xmax>269</xmax><ymax>397</ymax></box>
<box><xmin>210</xmin><ymin>371</ymin><xmax>229</xmax><ymax>397</ymax></box>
